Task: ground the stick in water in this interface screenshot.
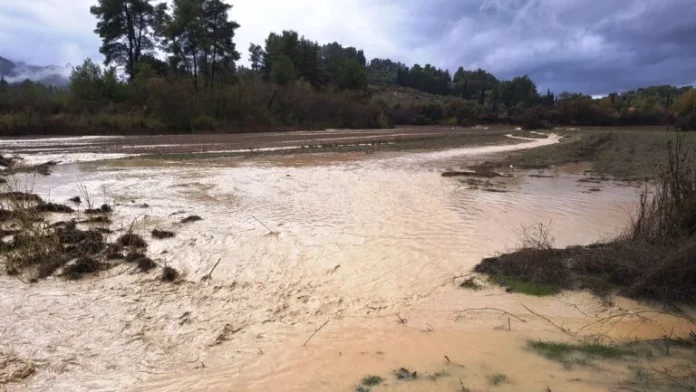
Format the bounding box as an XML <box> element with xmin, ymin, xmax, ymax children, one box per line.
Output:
<box><xmin>303</xmin><ymin>320</ymin><xmax>330</xmax><ymax>346</ymax></box>
<box><xmin>202</xmin><ymin>257</ymin><xmax>223</xmax><ymax>281</ymax></box>
<box><xmin>252</xmin><ymin>216</ymin><xmax>274</xmax><ymax>234</ymax></box>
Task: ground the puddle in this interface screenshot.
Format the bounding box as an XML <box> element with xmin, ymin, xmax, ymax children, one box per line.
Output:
<box><xmin>1</xmin><ymin>134</ymin><xmax>693</xmax><ymax>392</ymax></box>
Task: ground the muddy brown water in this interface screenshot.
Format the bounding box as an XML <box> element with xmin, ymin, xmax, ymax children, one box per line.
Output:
<box><xmin>1</xmin><ymin>133</ymin><xmax>694</xmax><ymax>392</ymax></box>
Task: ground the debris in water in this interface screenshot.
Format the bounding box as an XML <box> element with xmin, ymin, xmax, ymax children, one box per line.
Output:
<box><xmin>442</xmin><ymin>170</ymin><xmax>506</xmax><ymax>178</ymax></box>
<box><xmin>180</xmin><ymin>215</ymin><xmax>203</xmax><ymax>224</ymax></box>
<box><xmin>85</xmin><ymin>204</ymin><xmax>113</xmax><ymax>214</ymax></box>
<box><xmin>69</xmin><ymin>196</ymin><xmax>81</xmax><ymax>204</ymax></box>
<box><xmin>79</xmin><ymin>216</ymin><xmax>112</xmax><ymax>224</ymax></box>
<box><xmin>0</xmin><ymin>351</ymin><xmax>36</xmax><ymax>383</ymax></box>
<box><xmin>394</xmin><ymin>367</ymin><xmax>418</xmax><ymax>380</ymax></box>
<box><xmin>152</xmin><ymin>229</ymin><xmax>175</xmax><ymax>239</ymax></box>
<box><xmin>212</xmin><ymin>323</ymin><xmax>243</xmax><ymax>345</ymax></box>
<box><xmin>459</xmin><ymin>277</ymin><xmax>482</xmax><ymax>290</ymax></box>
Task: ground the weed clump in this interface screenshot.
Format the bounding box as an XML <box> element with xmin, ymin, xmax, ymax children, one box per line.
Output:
<box><xmin>394</xmin><ymin>367</ymin><xmax>417</xmax><ymax>380</ymax></box>
<box><xmin>0</xmin><ymin>192</ymin><xmax>43</xmax><ymax>202</ymax></box>
<box><xmin>527</xmin><ymin>340</ymin><xmax>633</xmax><ymax>362</ymax></box>
<box><xmin>79</xmin><ymin>216</ymin><xmax>111</xmax><ymax>224</ymax></box>
<box><xmin>105</xmin><ymin>244</ymin><xmax>125</xmax><ymax>260</ymax></box>
<box><xmin>62</xmin><ymin>256</ymin><xmax>105</xmax><ymax>279</ymax></box>
<box><xmin>161</xmin><ymin>266</ymin><xmax>179</xmax><ymax>282</ymax></box>
<box><xmin>152</xmin><ymin>229</ymin><xmax>175</xmax><ymax>239</ymax></box>
<box><xmin>117</xmin><ymin>233</ymin><xmax>147</xmax><ymax>248</ymax></box>
<box><xmin>137</xmin><ymin>257</ymin><xmax>156</xmax><ymax>272</ymax></box>
<box><xmin>125</xmin><ymin>251</ymin><xmax>146</xmax><ymax>262</ymax></box>
<box><xmin>0</xmin><ymin>209</ymin><xmax>14</xmax><ymax>222</ymax></box>
<box><xmin>34</xmin><ymin>202</ymin><xmax>75</xmax><ymax>213</ymax></box>
<box><xmin>458</xmin><ymin>276</ymin><xmax>482</xmax><ymax>290</ymax></box>
<box><xmin>360</xmin><ymin>375</ymin><xmax>383</xmax><ymax>387</ymax></box>
<box><xmin>180</xmin><ymin>215</ymin><xmax>203</xmax><ymax>224</ymax></box>
<box><xmin>85</xmin><ymin>204</ymin><xmax>112</xmax><ymax>214</ymax></box>
<box><xmin>487</xmin><ymin>373</ymin><xmax>508</xmax><ymax>385</ymax></box>
<box><xmin>54</xmin><ymin>226</ymin><xmax>106</xmax><ymax>258</ymax></box>
<box><xmin>69</xmin><ymin>196</ymin><xmax>81</xmax><ymax>204</ymax></box>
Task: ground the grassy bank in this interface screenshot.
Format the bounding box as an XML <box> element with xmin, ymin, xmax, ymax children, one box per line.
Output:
<box><xmin>478</xmin><ymin>128</ymin><xmax>696</xmax><ymax>180</ymax></box>
<box><xmin>475</xmin><ymin>135</ymin><xmax>696</xmax><ymax>303</ymax></box>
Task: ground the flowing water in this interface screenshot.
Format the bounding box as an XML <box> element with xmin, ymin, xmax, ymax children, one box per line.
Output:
<box><xmin>1</xmin><ymin>134</ymin><xmax>693</xmax><ymax>392</ymax></box>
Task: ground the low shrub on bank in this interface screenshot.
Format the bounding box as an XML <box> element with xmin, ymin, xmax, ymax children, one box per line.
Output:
<box><xmin>476</xmin><ymin>135</ymin><xmax>696</xmax><ymax>303</ymax></box>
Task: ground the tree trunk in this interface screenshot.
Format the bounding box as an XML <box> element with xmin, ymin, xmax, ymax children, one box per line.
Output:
<box><xmin>121</xmin><ymin>0</ymin><xmax>137</xmax><ymax>80</ymax></box>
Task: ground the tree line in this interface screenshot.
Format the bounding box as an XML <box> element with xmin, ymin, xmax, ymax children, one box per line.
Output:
<box><xmin>0</xmin><ymin>0</ymin><xmax>694</xmax><ymax>136</ymax></box>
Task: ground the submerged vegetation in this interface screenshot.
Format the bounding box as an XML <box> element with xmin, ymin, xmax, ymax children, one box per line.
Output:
<box><xmin>527</xmin><ymin>340</ymin><xmax>633</xmax><ymax>363</ymax></box>
<box><xmin>0</xmin><ymin>175</ymin><xmax>166</xmax><ymax>281</ymax></box>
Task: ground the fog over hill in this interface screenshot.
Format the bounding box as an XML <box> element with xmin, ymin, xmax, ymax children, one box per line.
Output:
<box><xmin>0</xmin><ymin>55</ymin><xmax>71</xmax><ymax>87</ymax></box>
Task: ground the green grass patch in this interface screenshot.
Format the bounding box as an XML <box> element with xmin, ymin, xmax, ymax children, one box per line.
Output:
<box><xmin>360</xmin><ymin>375</ymin><xmax>384</xmax><ymax>386</ymax></box>
<box><xmin>493</xmin><ymin>276</ymin><xmax>560</xmax><ymax>296</ymax></box>
<box><xmin>487</xmin><ymin>373</ymin><xmax>509</xmax><ymax>385</ymax></box>
<box><xmin>527</xmin><ymin>340</ymin><xmax>634</xmax><ymax>363</ymax></box>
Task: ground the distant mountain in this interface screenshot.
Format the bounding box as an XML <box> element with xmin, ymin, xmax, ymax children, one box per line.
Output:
<box><xmin>0</xmin><ymin>56</ymin><xmax>71</xmax><ymax>87</ymax></box>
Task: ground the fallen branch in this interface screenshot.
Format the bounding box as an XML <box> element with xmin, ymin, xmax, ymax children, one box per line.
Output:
<box><xmin>395</xmin><ymin>313</ymin><xmax>408</xmax><ymax>325</ymax></box>
<box><xmin>578</xmin><ymin>309</ymin><xmax>696</xmax><ymax>333</ymax></box>
<box><xmin>201</xmin><ymin>258</ymin><xmax>223</xmax><ymax>281</ymax></box>
<box><xmin>453</xmin><ymin>307</ymin><xmax>527</xmax><ymax>323</ymax></box>
<box><xmin>303</xmin><ymin>319</ymin><xmax>330</xmax><ymax>346</ymax></box>
<box><xmin>522</xmin><ymin>304</ymin><xmax>575</xmax><ymax>336</ymax></box>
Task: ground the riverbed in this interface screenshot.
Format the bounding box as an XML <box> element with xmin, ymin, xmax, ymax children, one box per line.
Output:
<box><xmin>1</xmin><ymin>130</ymin><xmax>693</xmax><ymax>392</ymax></box>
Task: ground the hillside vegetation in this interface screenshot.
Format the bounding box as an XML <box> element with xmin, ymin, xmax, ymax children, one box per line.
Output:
<box><xmin>0</xmin><ymin>0</ymin><xmax>694</xmax><ymax>136</ymax></box>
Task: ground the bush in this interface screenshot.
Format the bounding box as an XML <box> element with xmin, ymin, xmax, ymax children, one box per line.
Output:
<box><xmin>475</xmin><ymin>135</ymin><xmax>696</xmax><ymax>303</ymax></box>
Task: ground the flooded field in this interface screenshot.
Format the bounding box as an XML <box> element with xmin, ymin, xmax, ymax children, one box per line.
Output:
<box><xmin>1</xmin><ymin>129</ymin><xmax>694</xmax><ymax>392</ymax></box>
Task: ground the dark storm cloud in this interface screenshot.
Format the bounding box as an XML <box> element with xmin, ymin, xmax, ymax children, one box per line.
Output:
<box><xmin>1</xmin><ymin>0</ymin><xmax>693</xmax><ymax>94</ymax></box>
<box><xmin>387</xmin><ymin>0</ymin><xmax>696</xmax><ymax>94</ymax></box>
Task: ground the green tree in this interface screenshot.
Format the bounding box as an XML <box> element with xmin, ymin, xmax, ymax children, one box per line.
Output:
<box><xmin>163</xmin><ymin>0</ymin><xmax>240</xmax><ymax>89</ymax></box>
<box><xmin>499</xmin><ymin>75</ymin><xmax>539</xmax><ymax>107</ymax></box>
<box><xmin>70</xmin><ymin>59</ymin><xmax>105</xmax><ymax>108</ymax></box>
<box><xmin>270</xmin><ymin>55</ymin><xmax>297</xmax><ymax>86</ymax></box>
<box><xmin>249</xmin><ymin>43</ymin><xmax>263</xmax><ymax>71</ymax></box>
<box><xmin>90</xmin><ymin>0</ymin><xmax>160</xmax><ymax>80</ymax></box>
<box><xmin>338</xmin><ymin>59</ymin><xmax>368</xmax><ymax>90</ymax></box>
<box><xmin>263</xmin><ymin>31</ymin><xmax>322</xmax><ymax>87</ymax></box>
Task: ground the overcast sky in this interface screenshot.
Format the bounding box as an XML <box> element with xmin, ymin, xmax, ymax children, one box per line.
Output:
<box><xmin>1</xmin><ymin>0</ymin><xmax>694</xmax><ymax>94</ymax></box>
